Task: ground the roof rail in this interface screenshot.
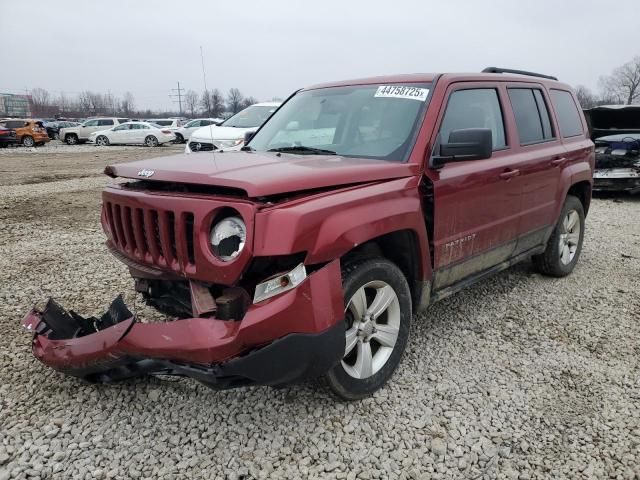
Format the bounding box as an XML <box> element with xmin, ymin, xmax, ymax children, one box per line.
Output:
<box><xmin>482</xmin><ymin>67</ymin><xmax>558</xmax><ymax>81</ymax></box>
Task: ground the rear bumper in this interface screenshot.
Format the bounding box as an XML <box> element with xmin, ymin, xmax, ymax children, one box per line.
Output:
<box><xmin>22</xmin><ymin>260</ymin><xmax>346</xmax><ymax>388</ymax></box>
<box><xmin>593</xmin><ymin>168</ymin><xmax>640</xmax><ymax>193</ymax></box>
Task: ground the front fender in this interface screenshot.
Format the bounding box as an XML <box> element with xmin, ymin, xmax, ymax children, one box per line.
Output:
<box><xmin>254</xmin><ymin>177</ymin><xmax>432</xmax><ymax>282</ymax></box>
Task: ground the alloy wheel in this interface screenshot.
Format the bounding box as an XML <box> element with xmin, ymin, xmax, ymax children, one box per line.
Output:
<box><xmin>558</xmin><ymin>209</ymin><xmax>581</xmax><ymax>265</ymax></box>
<box><xmin>342</xmin><ymin>280</ymin><xmax>400</xmax><ymax>379</ymax></box>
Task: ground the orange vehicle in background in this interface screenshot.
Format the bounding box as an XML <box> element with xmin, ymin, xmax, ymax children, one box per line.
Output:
<box><xmin>0</xmin><ymin>119</ymin><xmax>50</xmax><ymax>146</ymax></box>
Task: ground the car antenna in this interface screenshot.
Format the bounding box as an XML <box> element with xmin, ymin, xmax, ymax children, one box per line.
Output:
<box><xmin>200</xmin><ymin>45</ymin><xmax>218</xmax><ymax>170</ymax></box>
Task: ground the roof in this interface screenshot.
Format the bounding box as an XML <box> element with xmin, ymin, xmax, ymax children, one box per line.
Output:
<box><xmin>306</xmin><ymin>72</ymin><xmax>569</xmax><ymax>90</ymax></box>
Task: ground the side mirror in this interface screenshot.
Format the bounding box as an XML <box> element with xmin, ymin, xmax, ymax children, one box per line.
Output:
<box><xmin>431</xmin><ymin>128</ymin><xmax>493</xmax><ymax>168</ymax></box>
<box><xmin>244</xmin><ymin>130</ymin><xmax>256</xmax><ymax>143</ymax></box>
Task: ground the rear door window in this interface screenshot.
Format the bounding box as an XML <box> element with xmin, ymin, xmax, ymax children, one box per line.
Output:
<box><xmin>550</xmin><ymin>90</ymin><xmax>584</xmax><ymax>138</ymax></box>
<box><xmin>507</xmin><ymin>88</ymin><xmax>555</xmax><ymax>144</ymax></box>
<box><xmin>439</xmin><ymin>88</ymin><xmax>507</xmax><ymax>150</ymax></box>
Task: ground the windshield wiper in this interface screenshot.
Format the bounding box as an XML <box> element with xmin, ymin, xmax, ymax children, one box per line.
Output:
<box><xmin>267</xmin><ymin>146</ymin><xmax>337</xmax><ymax>155</ymax></box>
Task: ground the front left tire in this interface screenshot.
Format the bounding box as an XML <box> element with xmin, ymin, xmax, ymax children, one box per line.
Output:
<box><xmin>325</xmin><ymin>257</ymin><xmax>412</xmax><ymax>400</ymax></box>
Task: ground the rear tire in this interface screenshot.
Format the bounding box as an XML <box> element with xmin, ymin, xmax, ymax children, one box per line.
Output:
<box><xmin>174</xmin><ymin>133</ymin><xmax>184</xmax><ymax>143</ymax></box>
<box><xmin>324</xmin><ymin>257</ymin><xmax>412</xmax><ymax>400</ymax></box>
<box><xmin>533</xmin><ymin>195</ymin><xmax>585</xmax><ymax>277</ymax></box>
<box><xmin>65</xmin><ymin>134</ymin><xmax>78</xmax><ymax>145</ymax></box>
<box><xmin>145</xmin><ymin>135</ymin><xmax>159</xmax><ymax>147</ymax></box>
<box><xmin>22</xmin><ymin>135</ymin><xmax>34</xmax><ymax>147</ymax></box>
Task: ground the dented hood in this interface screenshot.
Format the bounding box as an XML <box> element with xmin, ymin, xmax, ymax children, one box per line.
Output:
<box><xmin>106</xmin><ymin>151</ymin><xmax>419</xmax><ymax>197</ymax></box>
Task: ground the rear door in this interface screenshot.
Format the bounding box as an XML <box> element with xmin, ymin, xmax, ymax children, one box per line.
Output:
<box><xmin>502</xmin><ymin>84</ymin><xmax>566</xmax><ymax>254</ymax></box>
<box><xmin>429</xmin><ymin>84</ymin><xmax>522</xmax><ymax>290</ymax></box>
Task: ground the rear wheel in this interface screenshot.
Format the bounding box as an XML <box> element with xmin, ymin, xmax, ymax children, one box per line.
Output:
<box><xmin>174</xmin><ymin>133</ymin><xmax>184</xmax><ymax>143</ymax></box>
<box><xmin>533</xmin><ymin>195</ymin><xmax>585</xmax><ymax>277</ymax></box>
<box><xmin>53</xmin><ymin>132</ymin><xmax>60</xmax><ymax>140</ymax></box>
<box><xmin>145</xmin><ymin>135</ymin><xmax>159</xmax><ymax>147</ymax></box>
<box><xmin>22</xmin><ymin>135</ymin><xmax>34</xmax><ymax>147</ymax></box>
<box><xmin>65</xmin><ymin>134</ymin><xmax>78</xmax><ymax>145</ymax></box>
<box><xmin>96</xmin><ymin>135</ymin><xmax>110</xmax><ymax>146</ymax></box>
<box><xmin>324</xmin><ymin>258</ymin><xmax>412</xmax><ymax>400</ymax></box>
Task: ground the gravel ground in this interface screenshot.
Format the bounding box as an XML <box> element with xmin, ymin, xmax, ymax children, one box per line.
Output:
<box><xmin>0</xmin><ymin>147</ymin><xmax>639</xmax><ymax>480</ymax></box>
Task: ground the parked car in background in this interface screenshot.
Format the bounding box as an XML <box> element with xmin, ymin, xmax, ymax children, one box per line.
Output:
<box><xmin>146</xmin><ymin>119</ymin><xmax>183</xmax><ymax>130</ymax></box>
<box><xmin>174</xmin><ymin>118</ymin><xmax>223</xmax><ymax>143</ymax></box>
<box><xmin>584</xmin><ymin>105</ymin><xmax>640</xmax><ymax>193</ymax></box>
<box><xmin>24</xmin><ymin>69</ymin><xmax>593</xmax><ymax>399</ymax></box>
<box><xmin>60</xmin><ymin>118</ymin><xmax>129</xmax><ymax>145</ymax></box>
<box><xmin>44</xmin><ymin>121</ymin><xmax>80</xmax><ymax>140</ymax></box>
<box><xmin>0</xmin><ymin>125</ymin><xmax>18</xmax><ymax>147</ymax></box>
<box><xmin>87</xmin><ymin>121</ymin><xmax>176</xmax><ymax>147</ymax></box>
<box><xmin>186</xmin><ymin>102</ymin><xmax>280</xmax><ymax>152</ymax></box>
<box><xmin>0</xmin><ymin>119</ymin><xmax>50</xmax><ymax>146</ymax></box>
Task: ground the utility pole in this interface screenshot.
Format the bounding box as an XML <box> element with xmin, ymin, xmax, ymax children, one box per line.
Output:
<box><xmin>170</xmin><ymin>81</ymin><xmax>185</xmax><ymax>115</ymax></box>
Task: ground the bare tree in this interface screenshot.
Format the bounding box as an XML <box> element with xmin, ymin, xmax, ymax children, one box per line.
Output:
<box><xmin>240</xmin><ymin>96</ymin><xmax>258</xmax><ymax>110</ymax></box>
<box><xmin>211</xmin><ymin>89</ymin><xmax>225</xmax><ymax>117</ymax></box>
<box><xmin>184</xmin><ymin>90</ymin><xmax>199</xmax><ymax>117</ymax></box>
<box><xmin>30</xmin><ymin>88</ymin><xmax>50</xmax><ymax>115</ymax></box>
<box><xmin>227</xmin><ymin>88</ymin><xmax>244</xmax><ymax>114</ymax></box>
<box><xmin>121</xmin><ymin>92</ymin><xmax>135</xmax><ymax>115</ymax></box>
<box><xmin>57</xmin><ymin>92</ymin><xmax>71</xmax><ymax>113</ymax></box>
<box><xmin>599</xmin><ymin>56</ymin><xmax>640</xmax><ymax>105</ymax></box>
<box><xmin>200</xmin><ymin>90</ymin><xmax>213</xmax><ymax>116</ymax></box>
<box><xmin>574</xmin><ymin>85</ymin><xmax>597</xmax><ymax>109</ymax></box>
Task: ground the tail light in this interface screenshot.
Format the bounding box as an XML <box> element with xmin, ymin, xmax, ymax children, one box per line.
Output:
<box><xmin>161</xmin><ymin>130</ymin><xmax>172</xmax><ymax>134</ymax></box>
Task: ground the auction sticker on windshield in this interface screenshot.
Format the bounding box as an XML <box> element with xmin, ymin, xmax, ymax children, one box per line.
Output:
<box><xmin>374</xmin><ymin>85</ymin><xmax>429</xmax><ymax>101</ymax></box>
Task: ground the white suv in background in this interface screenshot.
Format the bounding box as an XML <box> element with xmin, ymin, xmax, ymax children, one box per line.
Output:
<box><xmin>186</xmin><ymin>102</ymin><xmax>281</xmax><ymax>153</ymax></box>
<box><xmin>174</xmin><ymin>118</ymin><xmax>223</xmax><ymax>143</ymax></box>
<box><xmin>60</xmin><ymin>118</ymin><xmax>129</xmax><ymax>145</ymax></box>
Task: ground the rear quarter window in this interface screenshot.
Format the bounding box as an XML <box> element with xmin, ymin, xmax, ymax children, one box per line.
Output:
<box><xmin>98</xmin><ymin>119</ymin><xmax>114</xmax><ymax>126</ymax></box>
<box><xmin>550</xmin><ymin>90</ymin><xmax>584</xmax><ymax>138</ymax></box>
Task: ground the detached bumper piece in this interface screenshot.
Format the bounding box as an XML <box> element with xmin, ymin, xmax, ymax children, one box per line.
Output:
<box><xmin>22</xmin><ymin>260</ymin><xmax>346</xmax><ymax>389</ymax></box>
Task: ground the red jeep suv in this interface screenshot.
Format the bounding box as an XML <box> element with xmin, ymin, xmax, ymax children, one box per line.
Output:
<box><xmin>23</xmin><ymin>68</ymin><xmax>594</xmax><ymax>400</ymax></box>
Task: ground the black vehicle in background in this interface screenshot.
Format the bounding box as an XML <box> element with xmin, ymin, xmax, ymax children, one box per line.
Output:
<box><xmin>0</xmin><ymin>125</ymin><xmax>18</xmax><ymax>147</ymax></box>
<box><xmin>44</xmin><ymin>121</ymin><xmax>80</xmax><ymax>140</ymax></box>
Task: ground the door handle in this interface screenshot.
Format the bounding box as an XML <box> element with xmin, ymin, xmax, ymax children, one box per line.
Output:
<box><xmin>499</xmin><ymin>169</ymin><xmax>520</xmax><ymax>180</ymax></box>
<box><xmin>551</xmin><ymin>157</ymin><xmax>567</xmax><ymax>166</ymax></box>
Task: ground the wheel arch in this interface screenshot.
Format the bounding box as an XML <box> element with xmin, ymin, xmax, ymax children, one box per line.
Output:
<box><xmin>567</xmin><ymin>180</ymin><xmax>592</xmax><ymax>216</ymax></box>
<box><xmin>341</xmin><ymin>229</ymin><xmax>428</xmax><ymax>313</ymax></box>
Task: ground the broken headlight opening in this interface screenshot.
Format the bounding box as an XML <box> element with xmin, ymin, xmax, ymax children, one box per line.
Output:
<box><xmin>253</xmin><ymin>263</ymin><xmax>307</xmax><ymax>303</ymax></box>
<box><xmin>210</xmin><ymin>215</ymin><xmax>246</xmax><ymax>261</ymax></box>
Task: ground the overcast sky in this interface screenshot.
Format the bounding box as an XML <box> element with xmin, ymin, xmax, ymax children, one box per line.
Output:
<box><xmin>1</xmin><ymin>0</ymin><xmax>637</xmax><ymax>111</ymax></box>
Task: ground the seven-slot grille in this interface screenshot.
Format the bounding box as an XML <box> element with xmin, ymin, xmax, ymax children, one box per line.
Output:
<box><xmin>104</xmin><ymin>201</ymin><xmax>196</xmax><ymax>271</ymax></box>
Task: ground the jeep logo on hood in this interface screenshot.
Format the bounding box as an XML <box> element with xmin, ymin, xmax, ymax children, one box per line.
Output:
<box><xmin>137</xmin><ymin>169</ymin><xmax>155</xmax><ymax>178</ymax></box>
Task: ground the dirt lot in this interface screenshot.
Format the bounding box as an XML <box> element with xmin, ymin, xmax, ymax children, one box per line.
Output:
<box><xmin>1</xmin><ymin>143</ymin><xmax>639</xmax><ymax>480</ymax></box>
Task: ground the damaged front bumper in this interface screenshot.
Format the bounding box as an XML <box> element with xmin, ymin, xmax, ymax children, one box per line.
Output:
<box><xmin>593</xmin><ymin>168</ymin><xmax>640</xmax><ymax>193</ymax></box>
<box><xmin>22</xmin><ymin>260</ymin><xmax>345</xmax><ymax>389</ymax></box>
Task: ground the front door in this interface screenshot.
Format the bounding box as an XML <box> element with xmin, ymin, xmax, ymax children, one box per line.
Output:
<box><xmin>429</xmin><ymin>84</ymin><xmax>523</xmax><ymax>290</ymax></box>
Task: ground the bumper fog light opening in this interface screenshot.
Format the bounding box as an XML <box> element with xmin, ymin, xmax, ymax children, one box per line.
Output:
<box><xmin>253</xmin><ymin>264</ymin><xmax>307</xmax><ymax>304</ymax></box>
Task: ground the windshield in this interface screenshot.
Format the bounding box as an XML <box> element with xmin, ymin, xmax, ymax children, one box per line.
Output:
<box><xmin>223</xmin><ymin>105</ymin><xmax>277</xmax><ymax>128</ymax></box>
<box><xmin>248</xmin><ymin>84</ymin><xmax>431</xmax><ymax>161</ymax></box>
<box><xmin>185</xmin><ymin>120</ymin><xmax>200</xmax><ymax>128</ymax></box>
